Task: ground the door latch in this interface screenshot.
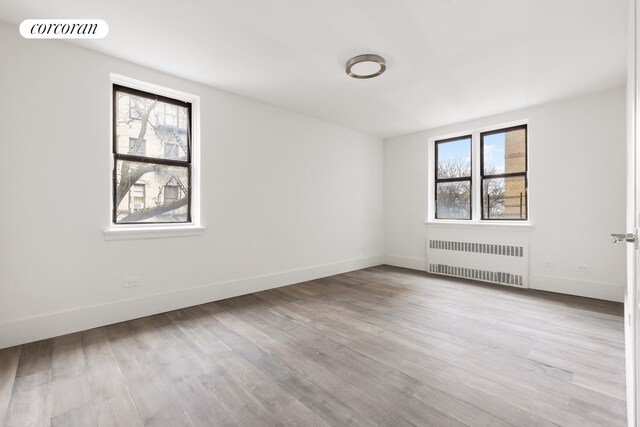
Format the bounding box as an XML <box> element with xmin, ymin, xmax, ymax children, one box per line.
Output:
<box><xmin>611</xmin><ymin>232</ymin><xmax>638</xmax><ymax>247</ymax></box>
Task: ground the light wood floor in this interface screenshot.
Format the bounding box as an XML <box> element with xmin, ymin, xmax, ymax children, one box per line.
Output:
<box><xmin>0</xmin><ymin>266</ymin><xmax>627</xmax><ymax>426</ymax></box>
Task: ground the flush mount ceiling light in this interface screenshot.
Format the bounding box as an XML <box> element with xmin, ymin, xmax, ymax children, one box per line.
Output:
<box><xmin>346</xmin><ymin>54</ymin><xmax>386</xmax><ymax>79</ymax></box>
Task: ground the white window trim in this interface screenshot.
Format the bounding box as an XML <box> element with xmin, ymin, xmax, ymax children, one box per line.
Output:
<box><xmin>103</xmin><ymin>224</ymin><xmax>206</xmax><ymax>241</ymax></box>
<box><xmin>426</xmin><ymin>119</ymin><xmax>531</xmax><ymax>227</ymax></box>
<box><xmin>104</xmin><ymin>73</ymin><xmax>204</xmax><ymax>240</ymax></box>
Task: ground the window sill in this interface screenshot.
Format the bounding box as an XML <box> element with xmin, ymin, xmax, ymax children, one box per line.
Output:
<box><xmin>425</xmin><ymin>220</ymin><xmax>533</xmax><ymax>232</ymax></box>
<box><xmin>103</xmin><ymin>224</ymin><xmax>206</xmax><ymax>241</ymax></box>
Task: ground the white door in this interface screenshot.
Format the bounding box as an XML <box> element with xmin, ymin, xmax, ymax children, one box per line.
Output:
<box><xmin>623</xmin><ymin>0</ymin><xmax>639</xmax><ymax>425</ymax></box>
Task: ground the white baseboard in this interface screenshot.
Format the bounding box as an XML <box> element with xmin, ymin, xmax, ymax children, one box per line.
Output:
<box><xmin>384</xmin><ymin>254</ymin><xmax>426</xmax><ymax>271</ymax></box>
<box><xmin>0</xmin><ymin>255</ymin><xmax>384</xmax><ymax>349</ymax></box>
<box><xmin>529</xmin><ymin>274</ymin><xmax>624</xmax><ymax>303</ymax></box>
<box><xmin>384</xmin><ymin>255</ymin><xmax>623</xmax><ymax>303</ymax></box>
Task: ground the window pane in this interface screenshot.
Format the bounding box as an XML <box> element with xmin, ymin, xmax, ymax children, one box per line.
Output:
<box><xmin>482</xmin><ymin>127</ymin><xmax>526</xmax><ymax>175</ymax></box>
<box><xmin>437</xmin><ymin>137</ymin><xmax>471</xmax><ymax>179</ymax></box>
<box><xmin>436</xmin><ymin>181</ymin><xmax>471</xmax><ymax>219</ymax></box>
<box><xmin>128</xmin><ymin>137</ymin><xmax>146</xmax><ymax>156</ymax></box>
<box><xmin>482</xmin><ymin>176</ymin><xmax>527</xmax><ymax>220</ymax></box>
<box><xmin>115</xmin><ymin>160</ymin><xmax>189</xmax><ymax>223</ymax></box>
<box><xmin>115</xmin><ymin>91</ymin><xmax>189</xmax><ymax>162</ymax></box>
<box><xmin>129</xmin><ymin>96</ymin><xmax>145</xmax><ymax>120</ymax></box>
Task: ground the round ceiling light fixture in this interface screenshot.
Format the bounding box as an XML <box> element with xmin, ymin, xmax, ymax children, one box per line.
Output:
<box><xmin>346</xmin><ymin>54</ymin><xmax>386</xmax><ymax>79</ymax></box>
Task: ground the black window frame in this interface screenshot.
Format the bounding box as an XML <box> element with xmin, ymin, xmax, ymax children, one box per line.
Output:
<box><xmin>112</xmin><ymin>84</ymin><xmax>193</xmax><ymax>224</ymax></box>
<box><xmin>480</xmin><ymin>124</ymin><xmax>528</xmax><ymax>221</ymax></box>
<box><xmin>434</xmin><ymin>135</ymin><xmax>473</xmax><ymax>220</ymax></box>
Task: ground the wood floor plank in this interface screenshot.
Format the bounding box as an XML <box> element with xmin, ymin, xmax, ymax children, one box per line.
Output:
<box><xmin>51</xmin><ymin>334</ymin><xmax>86</xmax><ymax>382</ymax></box>
<box><xmin>82</xmin><ymin>327</ymin><xmax>134</xmax><ymax>402</ymax></box>
<box><xmin>5</xmin><ymin>340</ymin><xmax>53</xmax><ymax>427</ymax></box>
<box><xmin>128</xmin><ymin>380</ymin><xmax>190</xmax><ymax>427</ymax></box>
<box><xmin>412</xmin><ymin>376</ymin><xmax>557</xmax><ymax>427</ymax></box>
<box><xmin>82</xmin><ymin>327</ymin><xmax>143</xmax><ymax>427</ymax></box>
<box><xmin>3</xmin><ymin>371</ymin><xmax>51</xmax><ymax>427</ymax></box>
<box><xmin>50</xmin><ymin>333</ymin><xmax>95</xmax><ymax>423</ymax></box>
<box><xmin>571</xmin><ymin>371</ymin><xmax>627</xmax><ymax>400</ymax></box>
<box><xmin>198</xmin><ymin>352</ymin><xmax>286</xmax><ymax>427</ymax></box>
<box><xmin>0</xmin><ymin>346</ymin><xmax>21</xmax><ymax>425</ymax></box>
<box><xmin>51</xmin><ymin>403</ymin><xmax>97</xmax><ymax>427</ymax></box>
<box><xmin>412</xmin><ymin>384</ymin><xmax>512</xmax><ymax>427</ymax></box>
<box><xmin>207</xmin><ymin>351</ymin><xmax>329</xmax><ymax>427</ymax></box>
<box><xmin>166</xmin><ymin>308</ymin><xmax>232</xmax><ymax>356</ymax></box>
<box><xmin>1</xmin><ymin>265</ymin><xmax>627</xmax><ymax>426</ymax></box>
<box><xmin>441</xmin><ymin>364</ymin><xmax>597</xmax><ymax>426</ymax></box>
<box><xmin>199</xmin><ymin>305</ymin><xmax>406</xmax><ymax>425</ymax></box>
<box><xmin>93</xmin><ymin>394</ymin><xmax>143</xmax><ymax>427</ymax></box>
<box><xmin>104</xmin><ymin>323</ymin><xmax>158</xmax><ymax>389</ymax></box>
<box><xmin>131</xmin><ymin>315</ymin><xmax>237</xmax><ymax>427</ymax></box>
<box><xmin>14</xmin><ymin>340</ymin><xmax>52</xmax><ymax>379</ymax></box>
<box><xmin>105</xmin><ymin>322</ymin><xmax>191</xmax><ymax>427</ymax></box>
<box><xmin>277</xmin><ymin>374</ymin><xmax>375</xmax><ymax>427</ymax></box>
<box><xmin>50</xmin><ymin>375</ymin><xmax>93</xmax><ymax>419</ymax></box>
<box><xmin>213</xmin><ymin>308</ymin><xmax>458</xmax><ymax>425</ymax></box>
<box><xmin>160</xmin><ymin>363</ymin><xmax>236</xmax><ymax>427</ymax></box>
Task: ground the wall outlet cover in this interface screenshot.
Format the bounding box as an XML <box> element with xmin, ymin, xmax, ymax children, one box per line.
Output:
<box><xmin>124</xmin><ymin>277</ymin><xmax>140</xmax><ymax>287</ymax></box>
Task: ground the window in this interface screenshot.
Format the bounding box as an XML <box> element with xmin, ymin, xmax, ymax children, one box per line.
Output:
<box><xmin>430</xmin><ymin>123</ymin><xmax>528</xmax><ymax>222</ymax></box>
<box><xmin>113</xmin><ymin>84</ymin><xmax>192</xmax><ymax>224</ymax></box>
<box><xmin>435</xmin><ymin>136</ymin><xmax>472</xmax><ymax>219</ymax></box>
<box><xmin>481</xmin><ymin>125</ymin><xmax>527</xmax><ymax>220</ymax></box>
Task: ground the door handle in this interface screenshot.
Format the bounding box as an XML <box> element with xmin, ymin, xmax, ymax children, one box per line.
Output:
<box><xmin>611</xmin><ymin>232</ymin><xmax>637</xmax><ymax>244</ymax></box>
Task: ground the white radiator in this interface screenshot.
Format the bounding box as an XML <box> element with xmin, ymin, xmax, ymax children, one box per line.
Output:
<box><xmin>426</xmin><ymin>238</ymin><xmax>529</xmax><ymax>288</ymax></box>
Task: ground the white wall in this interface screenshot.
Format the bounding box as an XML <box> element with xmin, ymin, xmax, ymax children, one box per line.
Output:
<box><xmin>0</xmin><ymin>22</ymin><xmax>384</xmax><ymax>348</ymax></box>
<box><xmin>385</xmin><ymin>87</ymin><xmax>627</xmax><ymax>302</ymax></box>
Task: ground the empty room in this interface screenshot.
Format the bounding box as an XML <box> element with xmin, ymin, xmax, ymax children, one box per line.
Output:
<box><xmin>0</xmin><ymin>0</ymin><xmax>638</xmax><ymax>426</ymax></box>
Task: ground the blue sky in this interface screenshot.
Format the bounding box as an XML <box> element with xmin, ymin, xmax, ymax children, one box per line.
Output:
<box><xmin>438</xmin><ymin>133</ymin><xmax>505</xmax><ymax>174</ymax></box>
<box><xmin>483</xmin><ymin>133</ymin><xmax>505</xmax><ymax>173</ymax></box>
<box><xmin>438</xmin><ymin>137</ymin><xmax>470</xmax><ymax>169</ymax></box>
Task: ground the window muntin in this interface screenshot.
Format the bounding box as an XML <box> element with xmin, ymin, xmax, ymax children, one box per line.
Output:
<box><xmin>113</xmin><ymin>84</ymin><xmax>192</xmax><ymax>224</ymax></box>
<box><xmin>480</xmin><ymin>125</ymin><xmax>527</xmax><ymax>220</ymax></box>
<box><xmin>434</xmin><ymin>136</ymin><xmax>472</xmax><ymax>220</ymax></box>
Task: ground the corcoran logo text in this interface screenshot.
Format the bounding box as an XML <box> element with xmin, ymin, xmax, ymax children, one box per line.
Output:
<box><xmin>19</xmin><ymin>19</ymin><xmax>108</xmax><ymax>39</ymax></box>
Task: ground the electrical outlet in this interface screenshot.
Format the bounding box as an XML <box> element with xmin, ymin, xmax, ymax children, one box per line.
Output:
<box><xmin>575</xmin><ymin>264</ymin><xmax>589</xmax><ymax>273</ymax></box>
<box><xmin>124</xmin><ymin>277</ymin><xmax>140</xmax><ymax>288</ymax></box>
<box><xmin>542</xmin><ymin>261</ymin><xmax>555</xmax><ymax>268</ymax></box>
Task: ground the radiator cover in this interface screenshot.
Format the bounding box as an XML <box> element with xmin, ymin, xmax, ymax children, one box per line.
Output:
<box><xmin>426</xmin><ymin>238</ymin><xmax>529</xmax><ymax>288</ymax></box>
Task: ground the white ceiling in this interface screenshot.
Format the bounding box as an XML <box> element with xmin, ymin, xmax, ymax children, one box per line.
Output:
<box><xmin>0</xmin><ymin>0</ymin><xmax>628</xmax><ymax>138</ymax></box>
